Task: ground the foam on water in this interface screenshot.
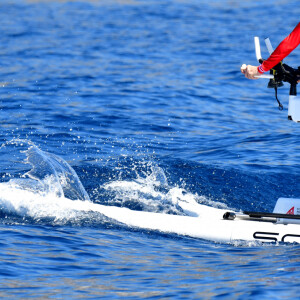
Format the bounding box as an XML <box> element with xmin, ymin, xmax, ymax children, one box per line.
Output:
<box><xmin>0</xmin><ymin>180</ymin><xmax>91</xmax><ymax>223</ymax></box>
<box><xmin>0</xmin><ymin>140</ymin><xmax>234</xmax><ymax>241</ymax></box>
<box><xmin>103</xmin><ymin>163</ymin><xmax>229</xmax><ymax>215</ymax></box>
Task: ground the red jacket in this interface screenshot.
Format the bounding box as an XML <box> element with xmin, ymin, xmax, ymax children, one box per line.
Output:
<box><xmin>258</xmin><ymin>22</ymin><xmax>300</xmax><ymax>74</ymax></box>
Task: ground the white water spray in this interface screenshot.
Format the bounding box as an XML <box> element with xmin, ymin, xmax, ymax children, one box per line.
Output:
<box><xmin>0</xmin><ymin>140</ymin><xmax>233</xmax><ymax>242</ymax></box>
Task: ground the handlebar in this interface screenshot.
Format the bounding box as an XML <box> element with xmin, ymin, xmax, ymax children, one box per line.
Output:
<box><xmin>241</xmin><ymin>64</ymin><xmax>274</xmax><ymax>79</ymax></box>
<box><xmin>252</xmin><ymin>37</ymin><xmax>300</xmax><ymax>96</ymax></box>
<box><xmin>242</xmin><ymin>37</ymin><xmax>300</xmax><ymax>117</ymax></box>
<box><xmin>255</xmin><ymin>74</ymin><xmax>274</xmax><ymax>79</ymax></box>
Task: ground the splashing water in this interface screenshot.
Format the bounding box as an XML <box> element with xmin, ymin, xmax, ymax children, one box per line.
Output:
<box><xmin>0</xmin><ymin>139</ymin><xmax>90</xmax><ymax>201</ymax></box>
<box><xmin>0</xmin><ymin>140</ymin><xmax>237</xmax><ymax>244</ymax></box>
<box><xmin>0</xmin><ymin>140</ymin><xmax>93</xmax><ymax>224</ymax></box>
<box><xmin>103</xmin><ymin>162</ymin><xmax>229</xmax><ymax>215</ymax></box>
<box><xmin>1</xmin><ymin>141</ymin><xmax>294</xmax><ymax>246</ymax></box>
<box><xmin>25</xmin><ymin>146</ymin><xmax>90</xmax><ymax>201</ymax></box>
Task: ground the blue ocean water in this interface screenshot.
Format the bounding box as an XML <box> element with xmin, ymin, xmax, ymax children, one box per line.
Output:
<box><xmin>1</xmin><ymin>0</ymin><xmax>300</xmax><ymax>298</ymax></box>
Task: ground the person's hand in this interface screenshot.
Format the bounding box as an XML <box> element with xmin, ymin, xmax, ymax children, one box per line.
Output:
<box><xmin>241</xmin><ymin>64</ymin><xmax>260</xmax><ymax>79</ymax></box>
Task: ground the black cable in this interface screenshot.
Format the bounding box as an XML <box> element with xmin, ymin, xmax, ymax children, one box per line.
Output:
<box><xmin>274</xmin><ymin>86</ymin><xmax>283</xmax><ymax>110</ymax></box>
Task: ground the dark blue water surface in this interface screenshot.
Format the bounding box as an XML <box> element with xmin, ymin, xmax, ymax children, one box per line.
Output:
<box><xmin>1</xmin><ymin>0</ymin><xmax>300</xmax><ymax>298</ymax></box>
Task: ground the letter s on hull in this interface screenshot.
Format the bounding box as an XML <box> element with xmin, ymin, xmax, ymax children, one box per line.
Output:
<box><xmin>253</xmin><ymin>232</ymin><xmax>279</xmax><ymax>242</ymax></box>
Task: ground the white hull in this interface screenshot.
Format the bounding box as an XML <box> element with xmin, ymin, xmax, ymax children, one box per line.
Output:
<box><xmin>2</xmin><ymin>178</ymin><xmax>299</xmax><ymax>244</ymax></box>
<box><xmin>95</xmin><ymin>202</ymin><xmax>300</xmax><ymax>244</ymax></box>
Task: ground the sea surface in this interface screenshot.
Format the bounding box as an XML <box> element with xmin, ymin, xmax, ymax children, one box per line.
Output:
<box><xmin>1</xmin><ymin>0</ymin><xmax>300</xmax><ymax>298</ymax></box>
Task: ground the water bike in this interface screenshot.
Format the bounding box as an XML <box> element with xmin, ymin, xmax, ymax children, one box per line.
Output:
<box><xmin>244</xmin><ymin>36</ymin><xmax>300</xmax><ymax>122</ymax></box>
<box><xmin>101</xmin><ymin>38</ymin><xmax>300</xmax><ymax>244</ymax></box>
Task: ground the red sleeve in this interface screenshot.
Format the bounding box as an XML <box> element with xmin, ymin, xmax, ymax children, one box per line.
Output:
<box><xmin>260</xmin><ymin>22</ymin><xmax>300</xmax><ymax>72</ymax></box>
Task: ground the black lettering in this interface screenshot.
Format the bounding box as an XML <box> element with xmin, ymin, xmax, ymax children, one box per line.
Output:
<box><xmin>253</xmin><ymin>232</ymin><xmax>279</xmax><ymax>242</ymax></box>
<box><xmin>282</xmin><ymin>234</ymin><xmax>300</xmax><ymax>243</ymax></box>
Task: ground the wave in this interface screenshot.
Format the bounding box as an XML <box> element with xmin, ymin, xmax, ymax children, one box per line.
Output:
<box><xmin>0</xmin><ymin>139</ymin><xmax>236</xmax><ymax>242</ymax></box>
